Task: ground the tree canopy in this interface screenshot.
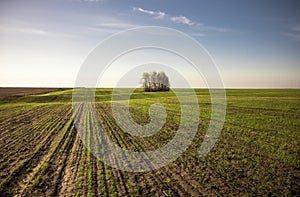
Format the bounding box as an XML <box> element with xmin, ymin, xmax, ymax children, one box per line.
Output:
<box><xmin>141</xmin><ymin>71</ymin><xmax>170</xmax><ymax>92</ymax></box>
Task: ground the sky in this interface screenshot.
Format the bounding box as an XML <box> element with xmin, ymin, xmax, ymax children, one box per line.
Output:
<box><xmin>0</xmin><ymin>0</ymin><xmax>299</xmax><ymax>88</ymax></box>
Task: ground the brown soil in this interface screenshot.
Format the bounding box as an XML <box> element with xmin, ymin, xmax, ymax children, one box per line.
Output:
<box><xmin>0</xmin><ymin>88</ymin><xmax>68</xmax><ymax>97</ymax></box>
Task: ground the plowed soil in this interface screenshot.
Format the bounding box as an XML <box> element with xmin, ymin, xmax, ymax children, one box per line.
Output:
<box><xmin>0</xmin><ymin>88</ymin><xmax>299</xmax><ymax>196</ymax></box>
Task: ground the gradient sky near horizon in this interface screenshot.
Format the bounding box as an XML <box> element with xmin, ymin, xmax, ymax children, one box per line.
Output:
<box><xmin>0</xmin><ymin>0</ymin><xmax>299</xmax><ymax>88</ymax></box>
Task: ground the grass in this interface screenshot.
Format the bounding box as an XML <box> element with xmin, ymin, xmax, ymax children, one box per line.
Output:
<box><xmin>0</xmin><ymin>88</ymin><xmax>299</xmax><ymax>196</ymax></box>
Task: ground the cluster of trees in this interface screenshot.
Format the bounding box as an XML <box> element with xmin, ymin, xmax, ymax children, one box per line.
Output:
<box><xmin>141</xmin><ymin>71</ymin><xmax>170</xmax><ymax>92</ymax></box>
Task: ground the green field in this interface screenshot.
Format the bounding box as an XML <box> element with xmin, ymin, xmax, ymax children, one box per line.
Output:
<box><xmin>0</xmin><ymin>88</ymin><xmax>299</xmax><ymax>196</ymax></box>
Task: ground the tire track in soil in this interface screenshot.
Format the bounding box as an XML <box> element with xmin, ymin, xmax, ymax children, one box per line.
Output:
<box><xmin>24</xmin><ymin>118</ymin><xmax>76</xmax><ymax>196</ymax></box>
<box><xmin>64</xmin><ymin>104</ymin><xmax>85</xmax><ymax>196</ymax></box>
<box><xmin>49</xmin><ymin>125</ymin><xmax>77</xmax><ymax>196</ymax></box>
<box><xmin>18</xmin><ymin>120</ymin><xmax>67</xmax><ymax>195</ymax></box>
<box><xmin>9</xmin><ymin>108</ymin><xmax>69</xmax><ymax>194</ymax></box>
<box><xmin>9</xmin><ymin>107</ymin><xmax>72</xmax><ymax>196</ymax></box>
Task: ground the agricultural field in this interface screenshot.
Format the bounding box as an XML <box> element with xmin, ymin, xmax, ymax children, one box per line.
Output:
<box><xmin>0</xmin><ymin>88</ymin><xmax>299</xmax><ymax>196</ymax></box>
<box><xmin>0</xmin><ymin>88</ymin><xmax>67</xmax><ymax>97</ymax></box>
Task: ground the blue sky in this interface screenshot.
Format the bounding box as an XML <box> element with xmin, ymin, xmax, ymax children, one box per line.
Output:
<box><xmin>0</xmin><ymin>0</ymin><xmax>299</xmax><ymax>88</ymax></box>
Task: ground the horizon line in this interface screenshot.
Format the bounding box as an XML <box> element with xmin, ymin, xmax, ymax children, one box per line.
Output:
<box><xmin>1</xmin><ymin>86</ymin><xmax>300</xmax><ymax>90</ymax></box>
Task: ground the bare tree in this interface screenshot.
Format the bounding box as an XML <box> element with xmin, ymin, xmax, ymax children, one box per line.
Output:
<box><xmin>150</xmin><ymin>71</ymin><xmax>157</xmax><ymax>91</ymax></box>
<box><xmin>142</xmin><ymin>72</ymin><xmax>150</xmax><ymax>91</ymax></box>
<box><xmin>141</xmin><ymin>71</ymin><xmax>170</xmax><ymax>92</ymax></box>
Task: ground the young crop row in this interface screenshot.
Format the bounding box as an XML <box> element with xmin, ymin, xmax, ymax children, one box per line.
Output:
<box><xmin>0</xmin><ymin>104</ymin><xmax>74</xmax><ymax>196</ymax></box>
<box><xmin>0</xmin><ymin>88</ymin><xmax>298</xmax><ymax>196</ymax></box>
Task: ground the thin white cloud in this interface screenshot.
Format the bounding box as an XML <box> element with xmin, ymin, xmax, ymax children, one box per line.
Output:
<box><xmin>282</xmin><ymin>32</ymin><xmax>300</xmax><ymax>42</ymax></box>
<box><xmin>169</xmin><ymin>16</ymin><xmax>231</xmax><ymax>33</ymax></box>
<box><xmin>170</xmin><ymin>16</ymin><xmax>194</xmax><ymax>26</ymax></box>
<box><xmin>0</xmin><ymin>25</ymin><xmax>76</xmax><ymax>38</ymax></box>
<box><xmin>170</xmin><ymin>16</ymin><xmax>231</xmax><ymax>33</ymax></box>
<box><xmin>155</xmin><ymin>12</ymin><xmax>166</xmax><ymax>19</ymax></box>
<box><xmin>132</xmin><ymin>7</ymin><xmax>230</xmax><ymax>35</ymax></box>
<box><xmin>133</xmin><ymin>7</ymin><xmax>166</xmax><ymax>19</ymax></box>
<box><xmin>283</xmin><ymin>25</ymin><xmax>300</xmax><ymax>42</ymax></box>
<box><xmin>0</xmin><ymin>26</ymin><xmax>47</xmax><ymax>35</ymax></box>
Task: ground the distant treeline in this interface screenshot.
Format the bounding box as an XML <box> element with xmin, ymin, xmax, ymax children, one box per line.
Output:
<box><xmin>141</xmin><ymin>71</ymin><xmax>170</xmax><ymax>92</ymax></box>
